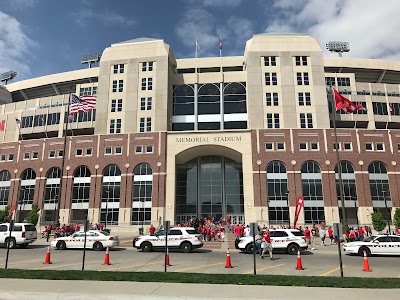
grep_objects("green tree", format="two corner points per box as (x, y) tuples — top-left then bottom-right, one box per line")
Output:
(371, 210), (386, 233)
(0, 206), (10, 223)
(25, 203), (40, 225)
(393, 208), (400, 229)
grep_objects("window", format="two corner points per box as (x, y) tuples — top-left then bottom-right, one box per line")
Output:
(139, 118), (145, 132)
(141, 78), (153, 90)
(100, 208), (119, 226)
(298, 92), (311, 106)
(295, 56), (308, 66)
(372, 91), (386, 96)
(23, 152), (30, 160)
(297, 72), (309, 85)
(304, 207), (325, 224)
(76, 149), (83, 156)
(135, 146), (143, 153)
(341, 143), (351, 151)
(376, 143), (384, 151)
(397, 143), (400, 151)
(265, 143), (273, 150)
(8, 154), (14, 161)
(357, 90), (371, 95)
(58, 150), (63, 157)
(111, 99), (123, 112)
(337, 77), (350, 86)
(299, 143), (307, 150)
(265, 72), (277, 85)
(146, 145), (153, 153)
(365, 143), (373, 151)
(138, 118), (150, 132)
(142, 62), (154, 72)
(86, 148), (92, 156)
(333, 143), (340, 150)
(112, 80), (123, 92)
(115, 147), (122, 155)
(355, 101), (368, 115)
(325, 77), (335, 86)
(110, 119), (122, 134)
(79, 87), (97, 96)
(277, 143), (285, 150)
(104, 147), (112, 155)
(310, 143), (319, 150)
(266, 93), (278, 106)
(146, 118), (152, 132)
(372, 102), (388, 115)
(0, 154), (5, 162)
(113, 64), (124, 74)
(266, 113), (280, 128)
(264, 56), (277, 66)
(140, 97), (152, 110)
(300, 113), (313, 128)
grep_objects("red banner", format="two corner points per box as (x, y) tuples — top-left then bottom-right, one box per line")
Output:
(293, 196), (304, 228)
(8, 204), (16, 220)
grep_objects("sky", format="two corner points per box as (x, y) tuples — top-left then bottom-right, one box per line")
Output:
(1, 0), (400, 82)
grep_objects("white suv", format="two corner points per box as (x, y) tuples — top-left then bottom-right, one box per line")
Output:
(133, 227), (204, 253)
(237, 229), (308, 255)
(0, 223), (37, 248)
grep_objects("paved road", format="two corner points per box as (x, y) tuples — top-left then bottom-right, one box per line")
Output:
(1, 237), (399, 278)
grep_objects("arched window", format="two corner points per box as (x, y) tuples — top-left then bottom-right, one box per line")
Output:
(132, 163), (153, 225)
(172, 84), (195, 131)
(266, 161), (288, 225)
(101, 164), (121, 225)
(335, 161), (357, 202)
(72, 166), (91, 204)
(44, 167), (61, 204)
(19, 168), (36, 206)
(0, 170), (11, 206)
(368, 161), (390, 202)
(301, 161), (324, 224)
(198, 83), (221, 130)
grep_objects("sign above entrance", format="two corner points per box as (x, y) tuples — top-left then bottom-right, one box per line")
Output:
(176, 136), (242, 143)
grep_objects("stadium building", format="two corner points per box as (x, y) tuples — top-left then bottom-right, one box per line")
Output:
(0, 32), (399, 232)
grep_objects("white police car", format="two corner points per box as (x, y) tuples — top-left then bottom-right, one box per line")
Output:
(51, 230), (119, 251)
(343, 235), (400, 256)
(133, 227), (204, 253)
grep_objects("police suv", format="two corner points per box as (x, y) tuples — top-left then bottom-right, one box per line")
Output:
(343, 235), (400, 256)
(236, 229), (308, 255)
(133, 227), (204, 253)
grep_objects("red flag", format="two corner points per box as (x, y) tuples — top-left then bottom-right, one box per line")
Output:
(293, 196), (304, 228)
(390, 105), (394, 115)
(8, 204), (16, 220)
(219, 37), (222, 50)
(333, 89), (365, 113)
(0, 120), (5, 131)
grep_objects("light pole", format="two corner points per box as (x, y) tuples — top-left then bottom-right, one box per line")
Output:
(352, 195), (359, 228)
(256, 160), (262, 222)
(382, 190), (391, 233)
(285, 191), (291, 227)
(105, 187), (110, 229)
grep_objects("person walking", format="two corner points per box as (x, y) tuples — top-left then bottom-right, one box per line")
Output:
(304, 227), (311, 247)
(319, 227), (326, 246)
(328, 227), (334, 245)
(261, 229), (273, 260)
(310, 225), (318, 250)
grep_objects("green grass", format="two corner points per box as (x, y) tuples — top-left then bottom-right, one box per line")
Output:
(0, 269), (399, 288)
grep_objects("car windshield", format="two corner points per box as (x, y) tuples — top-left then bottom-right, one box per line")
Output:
(291, 231), (304, 236)
(363, 236), (377, 242)
(156, 230), (165, 236)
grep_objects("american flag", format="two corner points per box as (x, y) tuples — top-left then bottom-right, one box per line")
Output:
(70, 94), (97, 114)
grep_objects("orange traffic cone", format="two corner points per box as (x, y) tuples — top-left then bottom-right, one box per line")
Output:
(164, 246), (171, 267)
(43, 245), (52, 264)
(362, 250), (372, 272)
(295, 249), (304, 270)
(102, 247), (111, 265)
(225, 248), (233, 268)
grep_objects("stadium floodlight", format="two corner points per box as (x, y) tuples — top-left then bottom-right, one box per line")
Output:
(326, 41), (350, 57)
(0, 70), (18, 84)
(81, 53), (102, 68)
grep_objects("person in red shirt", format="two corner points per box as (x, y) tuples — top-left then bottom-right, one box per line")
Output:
(304, 227), (311, 247)
(328, 227), (334, 245)
(234, 224), (242, 241)
(261, 229), (273, 260)
(149, 224), (155, 235)
(358, 227), (365, 241)
(220, 226), (225, 242)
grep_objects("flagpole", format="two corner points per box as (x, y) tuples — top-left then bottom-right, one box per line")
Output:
(194, 38), (199, 130)
(330, 85), (348, 233)
(54, 92), (72, 227)
(219, 36), (224, 130)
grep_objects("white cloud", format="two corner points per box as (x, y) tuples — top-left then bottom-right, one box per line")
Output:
(73, 9), (135, 27)
(264, 0), (400, 59)
(0, 11), (35, 78)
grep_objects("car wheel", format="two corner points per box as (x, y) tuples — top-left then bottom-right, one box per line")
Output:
(93, 242), (103, 251)
(56, 241), (66, 250)
(181, 242), (192, 253)
(141, 242), (152, 252)
(19, 243), (29, 248)
(358, 247), (371, 257)
(245, 243), (254, 254)
(5, 238), (16, 249)
(287, 243), (299, 255)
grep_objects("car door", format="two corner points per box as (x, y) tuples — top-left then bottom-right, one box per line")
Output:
(153, 230), (165, 247)
(389, 236), (400, 255)
(85, 231), (98, 248)
(71, 232), (85, 248)
(0, 224), (8, 244)
(374, 236), (391, 254)
(168, 229), (183, 247)
(271, 230), (289, 249)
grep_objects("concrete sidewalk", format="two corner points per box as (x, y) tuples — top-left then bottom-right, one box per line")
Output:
(0, 279), (398, 300)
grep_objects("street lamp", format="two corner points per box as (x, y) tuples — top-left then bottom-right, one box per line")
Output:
(352, 195), (359, 228)
(382, 190), (391, 233)
(285, 191), (291, 227)
(256, 160), (262, 221)
(105, 187), (110, 229)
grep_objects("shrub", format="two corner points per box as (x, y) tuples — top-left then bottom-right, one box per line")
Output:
(371, 210), (386, 233)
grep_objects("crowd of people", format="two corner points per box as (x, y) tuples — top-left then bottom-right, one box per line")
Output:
(41, 222), (104, 238)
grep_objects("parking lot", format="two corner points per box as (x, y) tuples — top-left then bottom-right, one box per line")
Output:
(1, 234), (399, 278)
